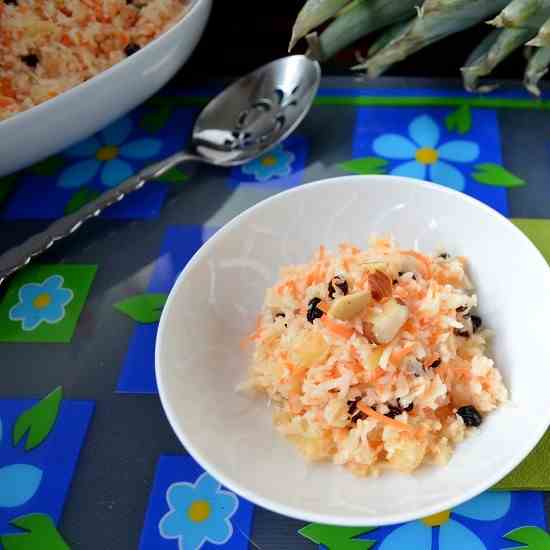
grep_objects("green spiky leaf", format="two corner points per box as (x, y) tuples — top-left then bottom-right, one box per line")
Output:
(140, 105), (172, 133)
(114, 293), (168, 323)
(472, 163), (526, 188)
(29, 155), (65, 177)
(0, 514), (69, 550)
(156, 167), (189, 183)
(298, 523), (376, 550)
(13, 387), (63, 451)
(339, 157), (388, 175)
(504, 526), (550, 549)
(445, 105), (472, 134)
(64, 187), (101, 214)
(0, 174), (18, 204)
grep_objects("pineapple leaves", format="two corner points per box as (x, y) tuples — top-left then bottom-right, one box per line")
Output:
(339, 157), (388, 175)
(503, 526), (550, 549)
(445, 105), (472, 134)
(0, 174), (18, 204)
(64, 187), (101, 214)
(29, 155), (65, 177)
(156, 167), (189, 183)
(140, 105), (172, 133)
(298, 523), (376, 550)
(13, 387), (63, 451)
(0, 514), (69, 550)
(472, 164), (526, 188)
(114, 293), (168, 323)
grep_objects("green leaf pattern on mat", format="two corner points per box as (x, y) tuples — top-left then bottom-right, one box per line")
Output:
(445, 105), (472, 134)
(156, 167), (189, 183)
(504, 526), (550, 550)
(472, 164), (526, 188)
(298, 524), (376, 550)
(0, 514), (69, 550)
(140, 105), (172, 134)
(339, 157), (388, 175)
(29, 156), (65, 177)
(512, 219), (550, 266)
(0, 174), (17, 204)
(13, 387), (63, 451)
(114, 293), (168, 323)
(64, 187), (101, 214)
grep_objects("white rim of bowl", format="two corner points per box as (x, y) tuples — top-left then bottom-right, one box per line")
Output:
(156, 175), (550, 526)
(0, 0), (207, 129)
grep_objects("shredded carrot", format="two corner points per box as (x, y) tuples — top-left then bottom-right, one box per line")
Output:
(371, 367), (386, 381)
(357, 403), (416, 433)
(240, 316), (262, 349)
(318, 301), (329, 314)
(318, 245), (326, 261)
(0, 97), (14, 108)
(403, 250), (432, 278)
(342, 257), (352, 272)
(390, 342), (415, 365)
(61, 33), (74, 46)
(320, 316), (355, 339)
(350, 345), (362, 364)
(306, 263), (322, 286)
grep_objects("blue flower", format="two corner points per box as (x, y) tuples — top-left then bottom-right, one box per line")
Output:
(378, 491), (511, 550)
(159, 472), (239, 550)
(9, 275), (73, 331)
(241, 144), (296, 181)
(373, 114), (480, 191)
(0, 418), (44, 508)
(57, 116), (162, 189)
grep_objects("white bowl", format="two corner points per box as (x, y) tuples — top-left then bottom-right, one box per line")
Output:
(156, 175), (550, 526)
(0, 0), (211, 177)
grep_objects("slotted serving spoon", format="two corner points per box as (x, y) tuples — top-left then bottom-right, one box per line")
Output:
(0, 55), (321, 284)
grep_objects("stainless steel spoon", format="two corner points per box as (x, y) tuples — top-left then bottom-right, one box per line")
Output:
(0, 55), (321, 284)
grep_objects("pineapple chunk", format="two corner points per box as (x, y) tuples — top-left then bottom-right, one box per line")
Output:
(365, 298), (409, 345)
(291, 330), (329, 369)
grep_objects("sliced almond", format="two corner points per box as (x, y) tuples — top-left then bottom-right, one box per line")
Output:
(364, 298), (409, 345)
(328, 290), (370, 321)
(368, 270), (393, 301)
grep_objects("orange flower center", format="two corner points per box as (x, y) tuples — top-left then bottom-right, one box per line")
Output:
(33, 293), (51, 310)
(415, 147), (438, 165)
(187, 500), (211, 523)
(261, 155), (278, 167)
(421, 510), (451, 527)
(96, 145), (119, 161)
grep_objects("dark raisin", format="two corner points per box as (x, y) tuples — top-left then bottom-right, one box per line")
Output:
(328, 275), (348, 299)
(456, 305), (467, 312)
(457, 405), (482, 427)
(412, 274), (417, 281)
(428, 359), (441, 369)
(348, 399), (367, 423)
(275, 313), (285, 319)
(124, 43), (141, 56)
(4, 0), (18, 5)
(471, 315), (482, 333)
(439, 253), (450, 259)
(454, 329), (470, 338)
(392, 279), (398, 285)
(397, 398), (414, 412)
(398, 272), (404, 277)
(306, 297), (323, 324)
(21, 54), (39, 68)
(385, 404), (402, 419)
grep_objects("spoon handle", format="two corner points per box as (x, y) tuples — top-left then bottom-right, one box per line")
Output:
(0, 151), (201, 284)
